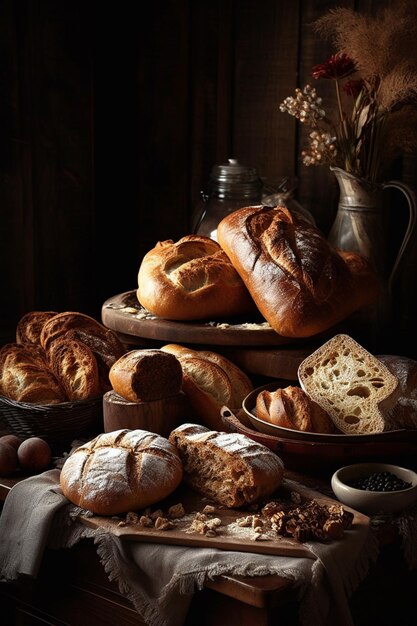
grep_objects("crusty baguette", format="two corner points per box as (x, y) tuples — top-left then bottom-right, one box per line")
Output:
(60, 429), (183, 515)
(161, 344), (253, 430)
(298, 334), (399, 434)
(0, 343), (65, 404)
(137, 235), (257, 321)
(256, 385), (335, 433)
(217, 205), (379, 338)
(169, 423), (284, 507)
(16, 311), (58, 346)
(47, 337), (101, 401)
(109, 349), (183, 402)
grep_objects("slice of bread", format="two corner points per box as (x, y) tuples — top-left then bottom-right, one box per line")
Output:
(297, 334), (399, 434)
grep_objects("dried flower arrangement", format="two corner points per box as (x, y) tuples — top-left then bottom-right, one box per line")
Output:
(280, 1), (417, 183)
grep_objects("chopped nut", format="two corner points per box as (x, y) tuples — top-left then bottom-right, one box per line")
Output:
(236, 516), (252, 527)
(168, 503), (185, 519)
(206, 517), (222, 529)
(205, 529), (217, 537)
(138, 515), (153, 528)
(125, 512), (139, 524)
(252, 516), (263, 529)
(254, 526), (263, 534)
(194, 512), (208, 521)
(155, 517), (174, 530)
(150, 509), (164, 521)
(202, 505), (216, 514)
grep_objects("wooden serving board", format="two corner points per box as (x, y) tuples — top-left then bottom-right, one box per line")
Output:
(101, 291), (301, 347)
(78, 478), (369, 560)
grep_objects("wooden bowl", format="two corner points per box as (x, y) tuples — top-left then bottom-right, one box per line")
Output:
(103, 390), (188, 438)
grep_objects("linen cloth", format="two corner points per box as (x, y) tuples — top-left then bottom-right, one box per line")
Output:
(0, 470), (380, 626)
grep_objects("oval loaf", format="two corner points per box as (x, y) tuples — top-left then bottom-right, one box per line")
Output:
(60, 429), (183, 515)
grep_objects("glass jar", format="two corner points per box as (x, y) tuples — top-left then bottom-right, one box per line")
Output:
(192, 159), (263, 240)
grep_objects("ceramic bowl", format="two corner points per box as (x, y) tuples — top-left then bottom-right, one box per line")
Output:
(331, 462), (417, 515)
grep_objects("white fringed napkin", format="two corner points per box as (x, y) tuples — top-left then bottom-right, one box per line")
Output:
(0, 470), (380, 626)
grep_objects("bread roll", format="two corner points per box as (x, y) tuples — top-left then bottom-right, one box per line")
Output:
(16, 311), (58, 346)
(109, 349), (183, 402)
(60, 429), (183, 515)
(0, 343), (65, 404)
(169, 423), (284, 508)
(161, 344), (253, 430)
(256, 386), (335, 434)
(137, 235), (257, 321)
(217, 205), (379, 338)
(298, 334), (399, 434)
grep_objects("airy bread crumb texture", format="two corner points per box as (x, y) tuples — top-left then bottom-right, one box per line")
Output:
(298, 334), (399, 435)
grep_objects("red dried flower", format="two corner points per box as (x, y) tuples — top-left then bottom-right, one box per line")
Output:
(343, 78), (365, 98)
(312, 54), (356, 80)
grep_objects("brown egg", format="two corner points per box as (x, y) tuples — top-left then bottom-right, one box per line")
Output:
(0, 442), (18, 476)
(0, 434), (24, 451)
(17, 437), (52, 473)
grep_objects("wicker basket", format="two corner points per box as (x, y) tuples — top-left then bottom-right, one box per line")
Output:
(0, 395), (103, 453)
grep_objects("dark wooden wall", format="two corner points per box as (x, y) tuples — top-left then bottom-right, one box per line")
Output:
(1, 0), (416, 355)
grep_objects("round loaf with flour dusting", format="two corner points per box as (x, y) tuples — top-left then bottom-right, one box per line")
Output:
(60, 429), (183, 515)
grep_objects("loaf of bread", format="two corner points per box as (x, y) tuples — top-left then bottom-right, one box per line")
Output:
(217, 205), (379, 338)
(256, 385), (335, 434)
(47, 337), (101, 401)
(169, 423), (284, 507)
(298, 334), (399, 434)
(109, 349), (183, 402)
(137, 235), (257, 321)
(1, 310), (126, 404)
(161, 344), (253, 430)
(60, 429), (183, 515)
(16, 311), (58, 346)
(0, 343), (66, 404)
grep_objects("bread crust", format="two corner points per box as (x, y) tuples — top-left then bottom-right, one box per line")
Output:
(137, 235), (257, 321)
(16, 311), (58, 346)
(109, 349), (183, 402)
(217, 205), (379, 338)
(169, 423), (284, 508)
(47, 337), (101, 401)
(0, 343), (65, 404)
(60, 429), (183, 515)
(161, 344), (253, 430)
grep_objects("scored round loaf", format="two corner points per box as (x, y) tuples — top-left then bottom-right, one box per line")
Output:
(169, 423), (284, 508)
(137, 235), (257, 321)
(59, 429), (183, 515)
(109, 349), (183, 402)
(217, 205), (379, 338)
(256, 386), (335, 434)
(161, 344), (253, 430)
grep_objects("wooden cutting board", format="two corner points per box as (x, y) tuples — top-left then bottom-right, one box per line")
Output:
(78, 478), (369, 559)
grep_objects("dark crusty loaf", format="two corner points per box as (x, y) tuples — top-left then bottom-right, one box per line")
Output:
(256, 385), (335, 434)
(109, 349), (183, 402)
(16, 311), (58, 346)
(0, 343), (66, 404)
(217, 205), (379, 338)
(137, 235), (257, 321)
(298, 334), (399, 434)
(161, 344), (253, 430)
(169, 423), (284, 507)
(60, 429), (183, 515)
